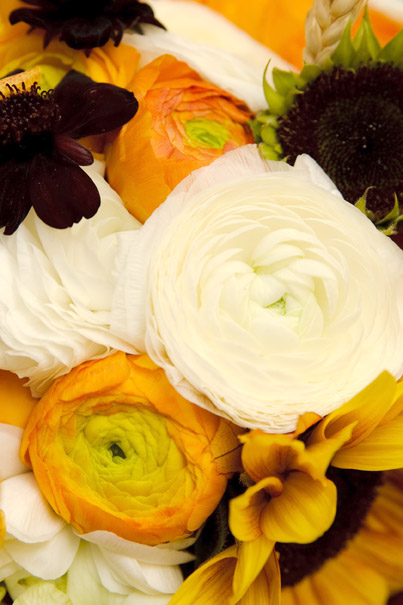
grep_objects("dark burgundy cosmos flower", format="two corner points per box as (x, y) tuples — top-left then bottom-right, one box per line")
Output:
(9, 0), (165, 52)
(0, 69), (138, 234)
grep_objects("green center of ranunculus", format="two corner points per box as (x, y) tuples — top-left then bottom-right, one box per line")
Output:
(59, 405), (188, 513)
(185, 118), (231, 149)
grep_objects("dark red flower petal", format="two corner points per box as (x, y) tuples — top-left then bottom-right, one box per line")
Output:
(53, 71), (138, 138)
(30, 152), (100, 229)
(54, 135), (94, 165)
(60, 16), (113, 50)
(9, 8), (49, 28)
(0, 160), (32, 235)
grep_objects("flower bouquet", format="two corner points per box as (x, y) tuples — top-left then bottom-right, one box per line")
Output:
(0, 0), (403, 603)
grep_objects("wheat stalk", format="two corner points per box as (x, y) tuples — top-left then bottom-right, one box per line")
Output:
(303, 0), (365, 65)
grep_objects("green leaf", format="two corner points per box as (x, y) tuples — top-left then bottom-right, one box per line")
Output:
(331, 21), (355, 68)
(351, 9), (381, 68)
(377, 195), (401, 225)
(260, 142), (281, 161)
(260, 124), (279, 146)
(297, 64), (322, 88)
(272, 68), (300, 96)
(378, 30), (403, 66)
(263, 63), (288, 114)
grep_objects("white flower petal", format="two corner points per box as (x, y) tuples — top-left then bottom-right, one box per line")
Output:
(92, 545), (183, 595)
(5, 525), (79, 580)
(0, 549), (20, 582)
(79, 530), (195, 565)
(0, 164), (141, 397)
(112, 145), (403, 433)
(0, 424), (28, 480)
(1, 473), (65, 543)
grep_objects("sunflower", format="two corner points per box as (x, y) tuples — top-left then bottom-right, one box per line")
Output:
(170, 371), (403, 604)
(253, 11), (403, 236)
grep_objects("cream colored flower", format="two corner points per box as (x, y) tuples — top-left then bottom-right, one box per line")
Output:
(112, 145), (403, 432)
(0, 162), (140, 396)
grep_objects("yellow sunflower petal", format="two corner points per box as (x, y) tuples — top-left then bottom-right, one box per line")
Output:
(240, 430), (305, 481)
(331, 415), (403, 470)
(312, 551), (389, 605)
(260, 472), (337, 543)
(231, 534), (275, 603)
(168, 546), (237, 605)
(309, 372), (400, 450)
(229, 476), (283, 542)
(237, 547), (281, 605)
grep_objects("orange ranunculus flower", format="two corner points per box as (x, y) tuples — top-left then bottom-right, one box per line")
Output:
(187, 0), (402, 69)
(20, 351), (242, 546)
(106, 53), (254, 223)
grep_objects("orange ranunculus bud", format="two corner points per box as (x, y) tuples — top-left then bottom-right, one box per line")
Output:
(20, 352), (242, 546)
(106, 54), (254, 223)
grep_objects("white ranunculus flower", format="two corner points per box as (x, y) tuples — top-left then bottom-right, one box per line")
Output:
(0, 424), (192, 604)
(111, 145), (403, 433)
(0, 162), (140, 397)
(123, 2), (292, 112)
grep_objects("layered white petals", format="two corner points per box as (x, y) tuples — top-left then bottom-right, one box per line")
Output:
(123, 6), (292, 113)
(91, 545), (183, 595)
(112, 145), (403, 433)
(1, 473), (65, 543)
(81, 531), (195, 565)
(0, 424), (28, 480)
(0, 163), (140, 396)
(4, 526), (79, 580)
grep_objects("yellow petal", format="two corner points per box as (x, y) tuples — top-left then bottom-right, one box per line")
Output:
(309, 372), (399, 451)
(237, 548), (281, 605)
(231, 535), (275, 603)
(168, 546), (237, 605)
(240, 430), (305, 481)
(229, 476), (283, 541)
(332, 415), (403, 470)
(260, 472), (337, 543)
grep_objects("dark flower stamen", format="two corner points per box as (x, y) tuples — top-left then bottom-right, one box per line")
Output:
(9, 0), (166, 53)
(0, 69), (138, 234)
(277, 64), (403, 221)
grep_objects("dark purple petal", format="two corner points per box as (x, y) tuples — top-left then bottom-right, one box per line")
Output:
(9, 8), (50, 27)
(30, 152), (100, 229)
(54, 71), (138, 138)
(60, 16), (112, 50)
(54, 135), (94, 165)
(0, 161), (32, 235)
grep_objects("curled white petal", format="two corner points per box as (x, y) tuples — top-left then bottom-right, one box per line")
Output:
(1, 473), (65, 543)
(4, 525), (79, 580)
(112, 145), (403, 433)
(0, 424), (28, 480)
(123, 3), (292, 113)
(0, 164), (141, 396)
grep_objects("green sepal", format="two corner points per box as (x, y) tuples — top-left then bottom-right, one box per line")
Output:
(331, 21), (355, 67)
(350, 9), (381, 68)
(260, 142), (282, 160)
(272, 68), (300, 97)
(355, 192), (403, 236)
(355, 191), (375, 221)
(261, 123), (279, 146)
(379, 30), (403, 67)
